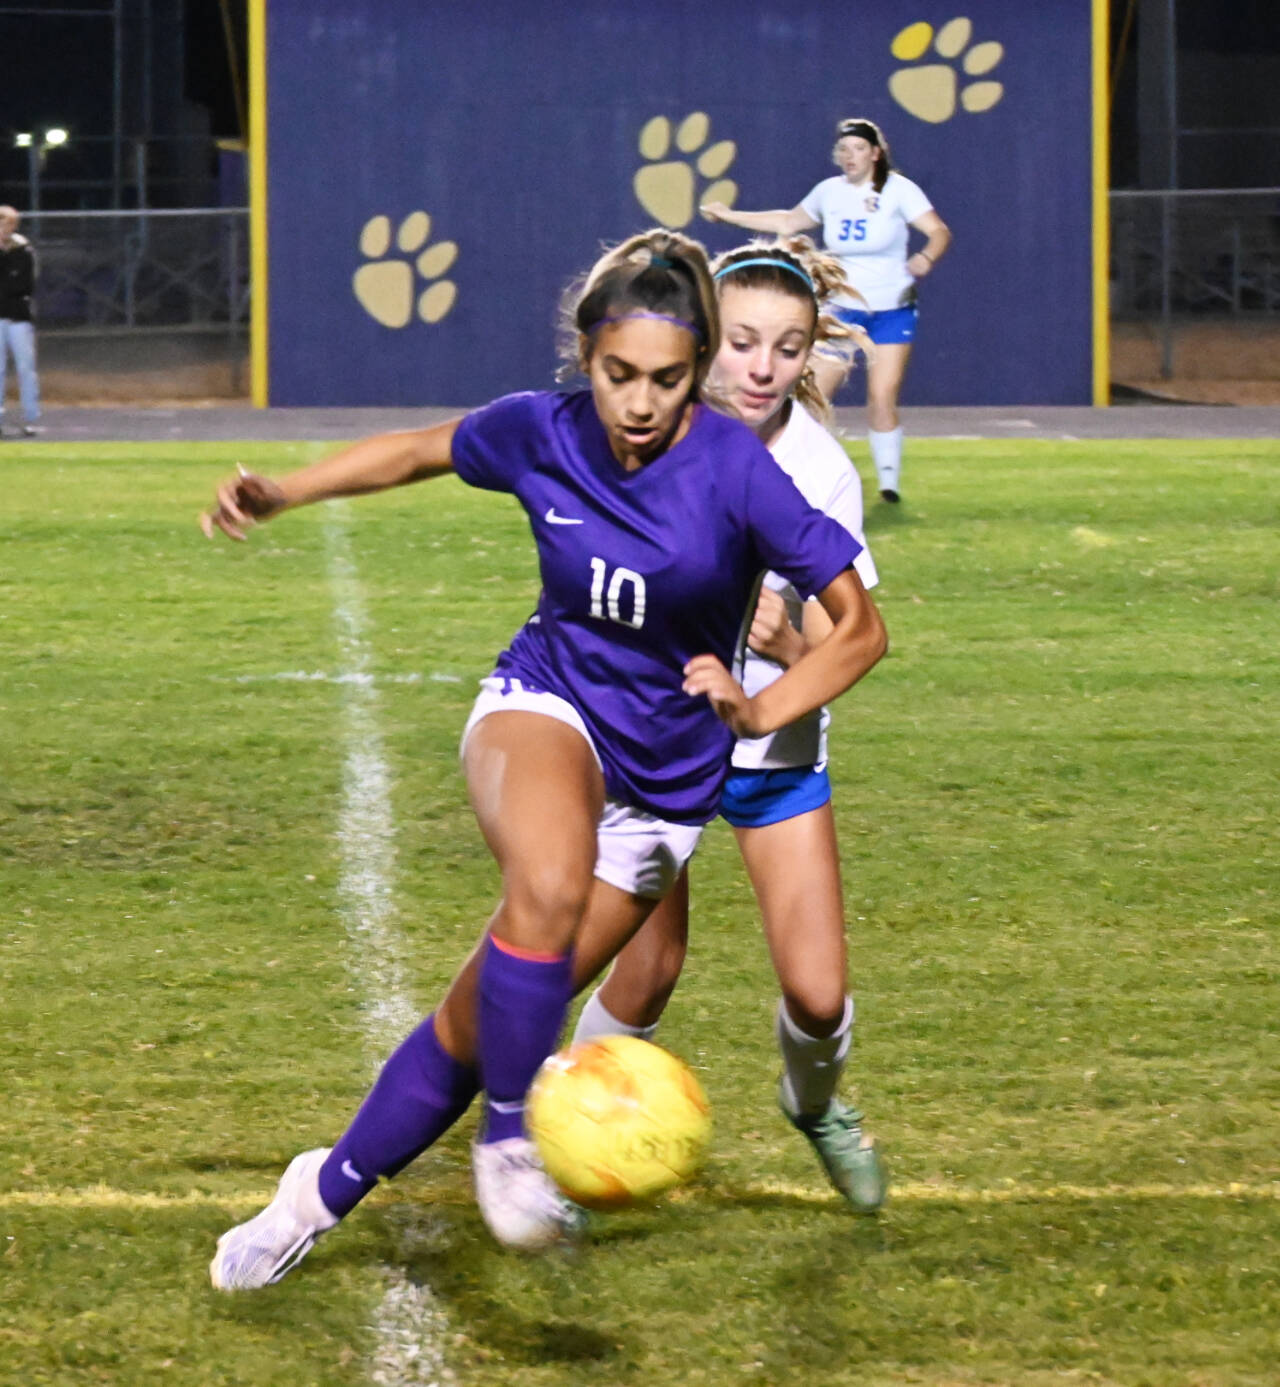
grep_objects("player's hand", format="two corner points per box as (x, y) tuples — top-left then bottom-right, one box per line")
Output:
(747, 587), (804, 667)
(201, 465), (287, 541)
(682, 654), (758, 737)
(700, 201), (731, 223)
(907, 251), (933, 278)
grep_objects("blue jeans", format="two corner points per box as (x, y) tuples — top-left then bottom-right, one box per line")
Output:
(0, 319), (41, 425)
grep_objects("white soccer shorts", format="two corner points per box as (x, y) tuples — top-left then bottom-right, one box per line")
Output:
(461, 676), (702, 900)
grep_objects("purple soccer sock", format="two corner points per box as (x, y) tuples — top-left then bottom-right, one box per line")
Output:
(317, 1013), (479, 1219)
(477, 935), (573, 1145)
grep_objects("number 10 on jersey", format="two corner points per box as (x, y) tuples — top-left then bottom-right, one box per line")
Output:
(589, 556), (647, 630)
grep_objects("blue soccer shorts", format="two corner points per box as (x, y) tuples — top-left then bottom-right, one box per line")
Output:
(829, 303), (918, 345)
(719, 765), (832, 829)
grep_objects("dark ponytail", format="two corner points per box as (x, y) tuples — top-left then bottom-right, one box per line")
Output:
(559, 229), (720, 393)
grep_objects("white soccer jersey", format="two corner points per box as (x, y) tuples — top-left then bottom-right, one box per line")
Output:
(732, 404), (878, 772)
(800, 171), (934, 313)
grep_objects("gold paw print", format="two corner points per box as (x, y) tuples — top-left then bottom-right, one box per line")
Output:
(888, 18), (1004, 124)
(352, 212), (458, 328)
(633, 114), (737, 229)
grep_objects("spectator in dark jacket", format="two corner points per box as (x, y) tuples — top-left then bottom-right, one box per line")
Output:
(0, 205), (41, 437)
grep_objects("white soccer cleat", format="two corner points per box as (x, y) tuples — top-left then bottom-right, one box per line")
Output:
(472, 1137), (587, 1250)
(210, 1147), (339, 1291)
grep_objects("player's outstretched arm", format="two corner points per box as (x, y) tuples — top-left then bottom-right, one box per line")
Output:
(201, 417), (463, 541)
(700, 202), (819, 237)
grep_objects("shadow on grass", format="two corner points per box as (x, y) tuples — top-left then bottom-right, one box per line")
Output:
(863, 496), (923, 535)
(362, 1206), (629, 1368)
(486, 1316), (618, 1365)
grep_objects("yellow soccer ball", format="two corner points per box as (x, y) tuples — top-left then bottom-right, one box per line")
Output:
(527, 1035), (712, 1209)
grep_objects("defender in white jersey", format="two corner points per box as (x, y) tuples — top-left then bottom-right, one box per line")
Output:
(732, 400), (878, 772)
(704, 116), (951, 504)
(573, 239), (890, 1213)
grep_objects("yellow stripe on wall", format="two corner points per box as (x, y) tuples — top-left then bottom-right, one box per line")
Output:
(1092, 0), (1111, 405)
(249, 0), (269, 408)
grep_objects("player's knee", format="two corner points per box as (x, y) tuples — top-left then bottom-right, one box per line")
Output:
(504, 860), (593, 939)
(635, 935), (687, 1004)
(867, 396), (897, 429)
(781, 986), (846, 1039)
(608, 966), (681, 1029)
(603, 930), (686, 1026)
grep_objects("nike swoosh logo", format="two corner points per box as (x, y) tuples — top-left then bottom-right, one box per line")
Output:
(489, 1099), (525, 1114)
(545, 507), (583, 525)
(341, 1159), (363, 1182)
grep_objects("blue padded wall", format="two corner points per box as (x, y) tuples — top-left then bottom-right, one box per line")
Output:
(265, 2), (1095, 406)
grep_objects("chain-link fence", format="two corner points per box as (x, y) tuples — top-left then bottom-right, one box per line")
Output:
(21, 209), (249, 402)
(1111, 188), (1280, 317)
(1111, 188), (1280, 384)
(26, 208), (248, 330)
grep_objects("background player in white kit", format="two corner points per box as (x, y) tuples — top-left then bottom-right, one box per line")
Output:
(573, 238), (888, 1211)
(200, 229), (887, 1288)
(704, 116), (950, 504)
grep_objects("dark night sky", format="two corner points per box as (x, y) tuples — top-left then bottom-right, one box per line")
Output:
(0, 0), (245, 207)
(0, 0), (245, 141)
(185, 0), (247, 137)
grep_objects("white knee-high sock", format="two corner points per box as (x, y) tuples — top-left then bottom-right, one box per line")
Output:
(776, 996), (853, 1118)
(572, 987), (660, 1046)
(868, 427), (903, 495)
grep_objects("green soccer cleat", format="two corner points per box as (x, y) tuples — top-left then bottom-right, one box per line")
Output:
(782, 1095), (888, 1214)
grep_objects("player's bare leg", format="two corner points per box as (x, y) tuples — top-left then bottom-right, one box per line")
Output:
(866, 343), (912, 502)
(214, 711), (604, 1282)
(574, 871), (689, 1039)
(737, 806), (846, 1035)
(460, 711), (602, 1247)
(735, 806), (887, 1212)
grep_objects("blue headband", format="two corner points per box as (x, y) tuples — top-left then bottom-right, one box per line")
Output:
(713, 256), (814, 292)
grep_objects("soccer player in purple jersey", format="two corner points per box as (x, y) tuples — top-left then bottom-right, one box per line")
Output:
(201, 229), (886, 1288)
(573, 237), (888, 1212)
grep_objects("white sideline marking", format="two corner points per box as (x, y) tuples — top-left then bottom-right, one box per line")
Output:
(4, 1179), (1275, 1213)
(324, 507), (456, 1387)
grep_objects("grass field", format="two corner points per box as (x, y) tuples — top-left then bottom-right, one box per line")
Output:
(1, 434), (1277, 1387)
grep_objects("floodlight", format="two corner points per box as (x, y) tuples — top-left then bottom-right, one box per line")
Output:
(44, 128), (69, 148)
(15, 133), (33, 149)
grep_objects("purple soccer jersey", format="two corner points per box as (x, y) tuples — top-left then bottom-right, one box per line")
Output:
(451, 390), (861, 823)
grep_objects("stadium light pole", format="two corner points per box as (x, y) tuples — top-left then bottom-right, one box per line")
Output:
(14, 133), (40, 215)
(15, 129), (71, 223)
(3, 4), (120, 208)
